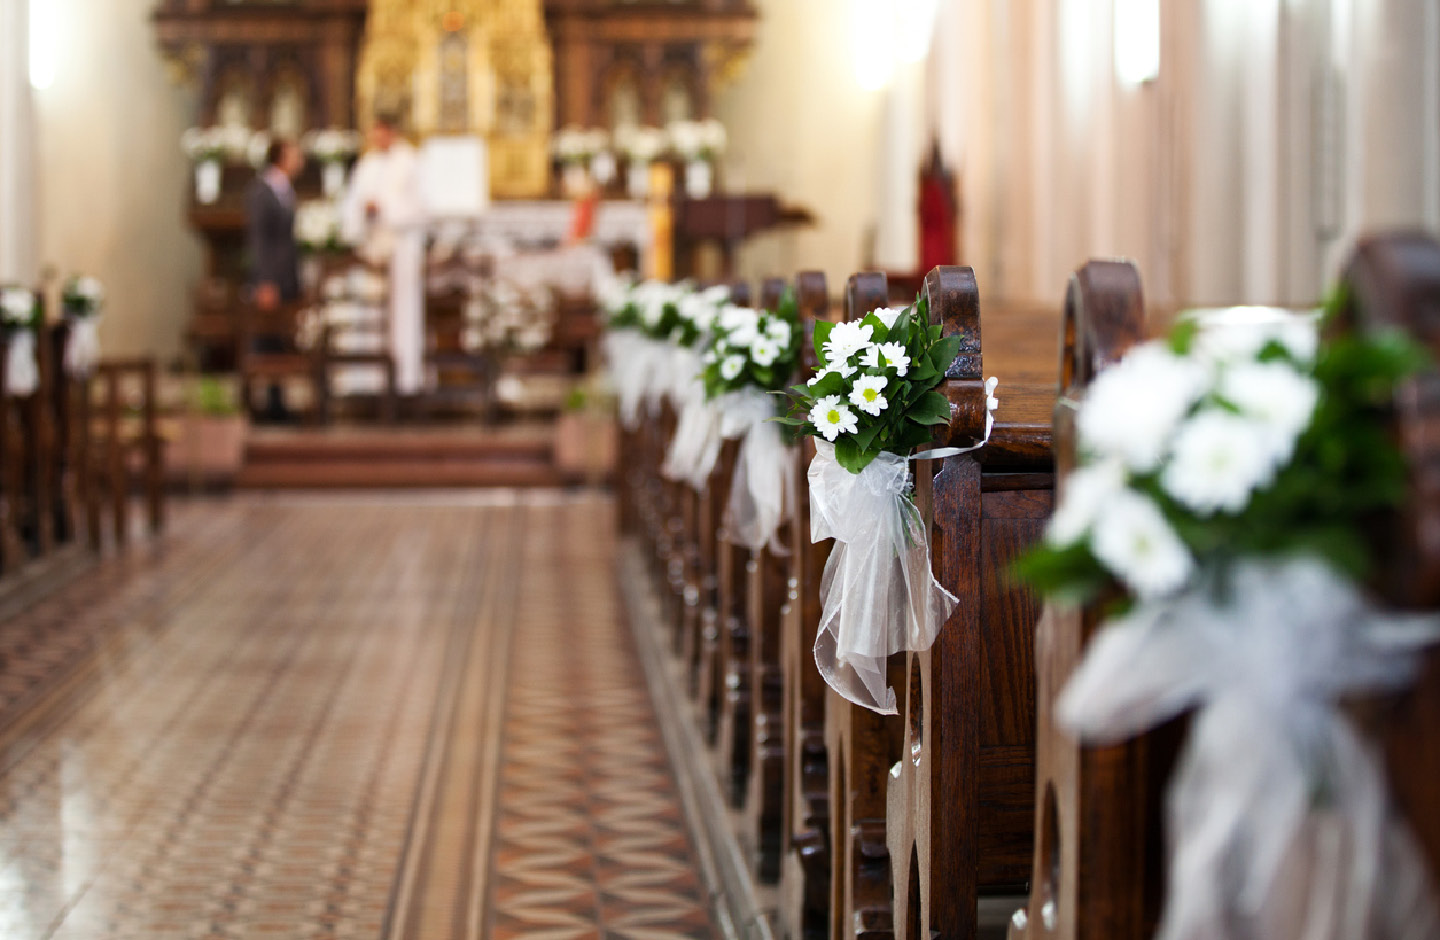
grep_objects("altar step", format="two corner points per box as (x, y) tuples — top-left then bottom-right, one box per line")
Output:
(236, 425), (572, 490)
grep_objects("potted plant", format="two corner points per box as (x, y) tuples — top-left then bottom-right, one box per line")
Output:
(555, 381), (616, 483)
(167, 374), (248, 487)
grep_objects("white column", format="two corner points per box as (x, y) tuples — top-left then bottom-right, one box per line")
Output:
(0, 0), (37, 282)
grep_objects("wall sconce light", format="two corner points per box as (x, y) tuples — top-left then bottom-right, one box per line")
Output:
(29, 0), (58, 91)
(1113, 0), (1161, 87)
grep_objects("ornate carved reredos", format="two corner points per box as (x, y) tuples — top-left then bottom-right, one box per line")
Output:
(355, 0), (554, 199)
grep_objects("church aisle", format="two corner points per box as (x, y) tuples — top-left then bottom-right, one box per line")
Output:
(0, 492), (715, 940)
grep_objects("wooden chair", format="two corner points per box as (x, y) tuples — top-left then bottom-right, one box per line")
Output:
(424, 258), (495, 420)
(779, 271), (839, 940)
(315, 262), (398, 424)
(84, 359), (165, 552)
(886, 268), (1057, 940)
(239, 300), (326, 425)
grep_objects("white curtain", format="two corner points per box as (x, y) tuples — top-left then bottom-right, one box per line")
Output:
(0, 0), (36, 282)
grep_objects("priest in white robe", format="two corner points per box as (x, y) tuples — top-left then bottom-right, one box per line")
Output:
(342, 115), (428, 397)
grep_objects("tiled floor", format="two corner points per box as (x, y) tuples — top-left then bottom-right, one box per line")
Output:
(0, 493), (716, 940)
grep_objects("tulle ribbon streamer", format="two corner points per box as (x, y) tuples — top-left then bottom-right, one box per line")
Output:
(6, 330), (38, 396)
(809, 441), (956, 713)
(65, 317), (101, 377)
(719, 389), (794, 553)
(1057, 558), (1440, 940)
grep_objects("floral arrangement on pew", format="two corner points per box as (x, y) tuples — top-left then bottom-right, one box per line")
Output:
(781, 301), (1000, 714)
(1017, 303), (1440, 940)
(60, 275), (104, 377)
(684, 297), (804, 550)
(1, 285), (41, 396)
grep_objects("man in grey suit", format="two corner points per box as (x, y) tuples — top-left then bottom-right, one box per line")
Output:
(245, 139), (305, 420)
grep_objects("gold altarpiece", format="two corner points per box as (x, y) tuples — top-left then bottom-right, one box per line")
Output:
(357, 0), (554, 199)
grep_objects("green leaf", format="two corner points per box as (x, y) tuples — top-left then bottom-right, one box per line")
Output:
(834, 436), (878, 473)
(928, 336), (962, 373)
(909, 391), (953, 426)
(772, 416), (807, 426)
(813, 320), (834, 361)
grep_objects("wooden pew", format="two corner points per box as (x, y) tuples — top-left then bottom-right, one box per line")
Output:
(887, 268), (1058, 940)
(779, 270), (838, 940)
(714, 276), (789, 811)
(1331, 231), (1440, 900)
(741, 276), (799, 875)
(824, 271), (909, 939)
(1007, 260), (1153, 940)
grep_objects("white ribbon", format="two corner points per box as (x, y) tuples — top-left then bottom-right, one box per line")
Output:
(808, 441), (959, 714)
(663, 361), (725, 490)
(65, 317), (101, 377)
(604, 332), (668, 430)
(719, 389), (794, 553)
(1058, 558), (1440, 940)
(6, 330), (38, 396)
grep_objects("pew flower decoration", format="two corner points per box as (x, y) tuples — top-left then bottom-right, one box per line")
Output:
(1, 286), (40, 396)
(657, 284), (740, 488)
(782, 301), (1000, 714)
(61, 275), (104, 377)
(688, 293), (804, 551)
(1017, 303), (1440, 940)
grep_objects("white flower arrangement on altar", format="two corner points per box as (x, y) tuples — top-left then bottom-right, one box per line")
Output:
(1017, 301), (1440, 940)
(181, 126), (256, 164)
(552, 126), (608, 166)
(780, 299), (1000, 714)
(304, 129), (361, 164)
(614, 126), (668, 164)
(295, 201), (348, 255)
(667, 119), (727, 161)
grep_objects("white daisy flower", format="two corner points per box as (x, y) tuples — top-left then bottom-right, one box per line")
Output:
(1161, 410), (1278, 516)
(1077, 342), (1209, 472)
(1190, 307), (1320, 364)
(871, 307), (904, 329)
(1046, 458), (1126, 547)
(861, 341), (911, 377)
(1218, 360), (1318, 466)
(1089, 489), (1193, 599)
(849, 375), (889, 416)
(720, 355), (745, 381)
(806, 361), (857, 387)
(810, 395), (859, 442)
(766, 317), (793, 349)
(823, 321), (874, 364)
(751, 336), (782, 367)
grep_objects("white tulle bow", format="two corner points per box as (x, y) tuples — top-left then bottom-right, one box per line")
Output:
(65, 317), (101, 377)
(6, 330), (38, 396)
(1058, 558), (1440, 940)
(605, 332), (670, 430)
(719, 389), (794, 553)
(663, 355), (724, 490)
(808, 442), (958, 714)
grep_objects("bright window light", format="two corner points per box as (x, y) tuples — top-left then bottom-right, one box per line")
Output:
(853, 0), (896, 91)
(1114, 0), (1161, 87)
(896, 0), (941, 64)
(29, 0), (58, 91)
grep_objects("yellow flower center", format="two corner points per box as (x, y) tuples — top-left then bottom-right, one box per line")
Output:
(863, 388), (878, 402)
(826, 409), (840, 424)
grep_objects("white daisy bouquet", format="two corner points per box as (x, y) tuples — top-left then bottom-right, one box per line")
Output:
(1017, 304), (1422, 603)
(1018, 299), (1440, 940)
(1, 285), (38, 332)
(62, 275), (104, 318)
(702, 292), (800, 398)
(688, 292), (803, 550)
(780, 299), (964, 473)
(780, 297), (999, 714)
(1, 286), (40, 395)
